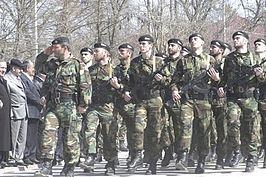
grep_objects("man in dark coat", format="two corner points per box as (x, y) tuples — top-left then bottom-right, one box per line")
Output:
(0, 61), (11, 168)
(21, 60), (44, 165)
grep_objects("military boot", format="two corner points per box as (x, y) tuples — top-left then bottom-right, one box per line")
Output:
(161, 146), (173, 167)
(229, 150), (242, 167)
(60, 164), (74, 177)
(95, 149), (103, 163)
(263, 153), (266, 168)
(105, 161), (115, 176)
(245, 156), (255, 172)
(175, 151), (188, 171)
(187, 152), (195, 167)
(195, 156), (206, 174)
(79, 154), (96, 173)
(145, 156), (159, 175)
(128, 151), (143, 173)
(34, 160), (53, 177)
(215, 156), (225, 170)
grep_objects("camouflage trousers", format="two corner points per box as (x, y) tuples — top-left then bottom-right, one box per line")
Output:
(134, 97), (163, 161)
(114, 103), (135, 152)
(227, 98), (258, 158)
(212, 99), (227, 160)
(40, 101), (82, 165)
(84, 103), (117, 162)
(259, 99), (266, 149)
(177, 99), (212, 157)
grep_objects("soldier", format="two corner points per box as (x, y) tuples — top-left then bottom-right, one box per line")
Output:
(171, 33), (219, 173)
(109, 43), (135, 167)
(253, 38), (266, 168)
(125, 34), (171, 174)
(223, 42), (232, 57)
(218, 31), (260, 172)
(209, 40), (228, 169)
(34, 37), (91, 177)
(80, 43), (117, 175)
(160, 38), (184, 168)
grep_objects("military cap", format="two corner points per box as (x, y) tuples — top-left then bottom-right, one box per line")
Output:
(189, 33), (204, 42)
(254, 38), (266, 45)
(232, 31), (249, 40)
(138, 34), (154, 43)
(51, 37), (70, 45)
(210, 40), (226, 49)
(10, 59), (25, 68)
(94, 43), (111, 52)
(223, 42), (232, 51)
(168, 38), (183, 47)
(182, 46), (191, 53)
(118, 43), (134, 51)
(155, 52), (168, 59)
(80, 47), (93, 54)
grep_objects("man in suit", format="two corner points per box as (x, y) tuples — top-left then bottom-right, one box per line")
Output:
(21, 60), (44, 165)
(4, 59), (28, 166)
(0, 61), (11, 169)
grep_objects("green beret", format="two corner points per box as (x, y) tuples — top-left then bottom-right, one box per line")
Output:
(94, 43), (111, 52)
(189, 33), (204, 42)
(138, 34), (154, 43)
(118, 43), (134, 51)
(223, 42), (232, 51)
(254, 38), (266, 45)
(210, 40), (226, 49)
(52, 37), (70, 45)
(80, 47), (93, 54)
(168, 38), (183, 47)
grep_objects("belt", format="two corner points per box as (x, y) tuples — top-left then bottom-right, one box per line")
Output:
(54, 92), (76, 104)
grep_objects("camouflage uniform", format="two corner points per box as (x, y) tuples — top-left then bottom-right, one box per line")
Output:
(221, 50), (258, 170)
(127, 54), (171, 171)
(35, 52), (91, 168)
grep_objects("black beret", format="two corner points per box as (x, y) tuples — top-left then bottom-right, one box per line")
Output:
(189, 33), (204, 42)
(223, 42), (232, 51)
(254, 38), (266, 45)
(10, 59), (25, 68)
(52, 37), (70, 45)
(155, 52), (168, 59)
(138, 34), (154, 43)
(210, 40), (226, 49)
(80, 47), (93, 54)
(232, 31), (249, 40)
(182, 46), (191, 53)
(94, 43), (111, 52)
(118, 43), (134, 51)
(168, 38), (183, 47)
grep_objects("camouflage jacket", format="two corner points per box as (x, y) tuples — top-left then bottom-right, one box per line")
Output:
(256, 56), (266, 99)
(220, 50), (258, 96)
(89, 62), (116, 106)
(35, 52), (91, 107)
(127, 55), (171, 102)
(171, 52), (214, 98)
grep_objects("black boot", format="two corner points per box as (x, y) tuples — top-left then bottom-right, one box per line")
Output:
(128, 151), (143, 173)
(60, 164), (74, 177)
(161, 147), (173, 167)
(95, 149), (103, 163)
(105, 161), (115, 176)
(195, 156), (206, 174)
(229, 150), (242, 167)
(263, 153), (266, 168)
(79, 154), (95, 173)
(245, 157), (255, 172)
(215, 157), (225, 170)
(187, 152), (195, 167)
(145, 156), (159, 175)
(34, 160), (53, 177)
(175, 151), (187, 170)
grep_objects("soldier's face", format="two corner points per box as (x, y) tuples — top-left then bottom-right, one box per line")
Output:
(0, 62), (7, 76)
(119, 48), (131, 59)
(190, 37), (204, 49)
(168, 43), (180, 55)
(210, 45), (222, 56)
(53, 44), (66, 58)
(81, 52), (93, 64)
(94, 48), (107, 61)
(233, 35), (248, 48)
(12, 66), (22, 76)
(254, 42), (266, 54)
(139, 41), (152, 53)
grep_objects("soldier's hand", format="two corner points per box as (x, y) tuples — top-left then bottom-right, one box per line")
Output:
(254, 67), (264, 77)
(218, 87), (225, 97)
(172, 90), (181, 102)
(110, 77), (120, 89)
(77, 106), (86, 114)
(43, 46), (53, 56)
(208, 68), (220, 81)
(123, 91), (132, 102)
(154, 73), (163, 81)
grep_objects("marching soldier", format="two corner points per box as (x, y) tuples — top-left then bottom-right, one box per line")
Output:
(34, 37), (91, 177)
(218, 31), (260, 172)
